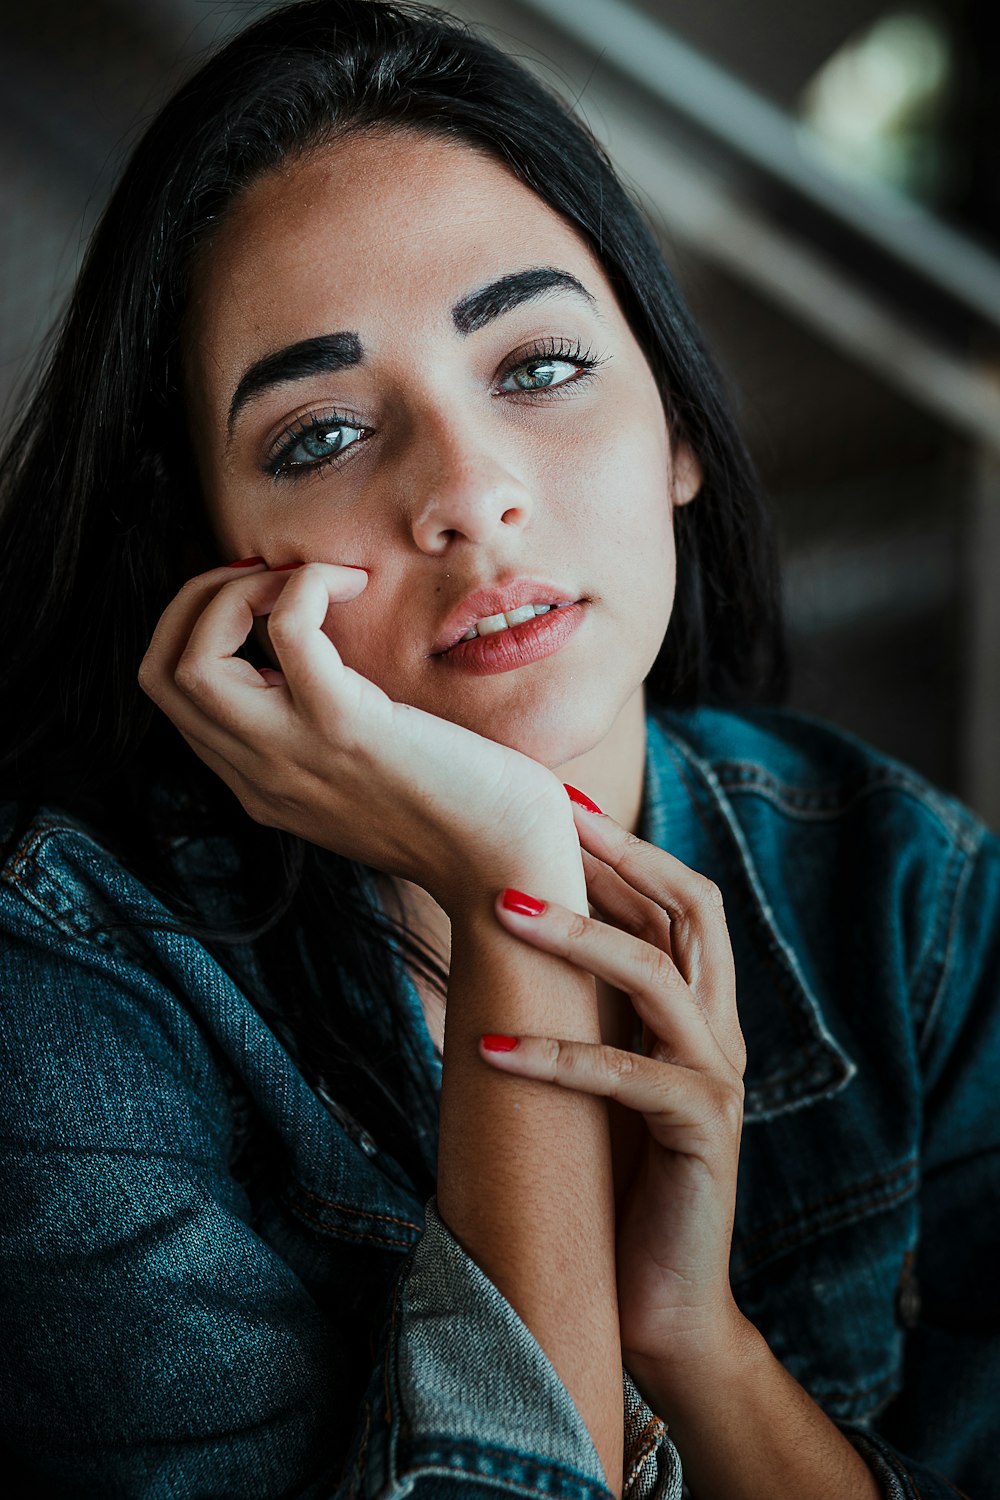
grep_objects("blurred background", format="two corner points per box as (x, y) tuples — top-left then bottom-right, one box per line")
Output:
(3, 0), (999, 825)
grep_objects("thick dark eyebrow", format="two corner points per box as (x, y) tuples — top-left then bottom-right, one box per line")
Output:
(451, 267), (596, 336)
(227, 331), (363, 440)
(226, 267), (596, 442)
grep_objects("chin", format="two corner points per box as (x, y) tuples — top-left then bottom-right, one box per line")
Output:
(450, 692), (624, 770)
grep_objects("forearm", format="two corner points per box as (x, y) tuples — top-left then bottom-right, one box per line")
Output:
(634, 1317), (881, 1500)
(437, 837), (623, 1495)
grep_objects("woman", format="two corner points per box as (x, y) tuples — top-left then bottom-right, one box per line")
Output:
(0, 2), (995, 1496)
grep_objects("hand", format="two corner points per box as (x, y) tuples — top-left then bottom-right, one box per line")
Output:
(137, 560), (578, 915)
(478, 794), (748, 1389)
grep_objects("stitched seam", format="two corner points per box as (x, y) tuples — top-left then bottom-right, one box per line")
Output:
(5, 860), (87, 940)
(402, 1441), (607, 1497)
(283, 1197), (417, 1249)
(733, 1174), (917, 1276)
(664, 741), (826, 1053)
(916, 837), (979, 1053)
(907, 839), (965, 1023)
(735, 1156), (917, 1253)
(292, 1183), (422, 1232)
(716, 764), (977, 847)
(624, 1414), (668, 1483)
(4, 828), (171, 952)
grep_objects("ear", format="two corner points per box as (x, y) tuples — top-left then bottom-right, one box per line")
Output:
(671, 439), (702, 508)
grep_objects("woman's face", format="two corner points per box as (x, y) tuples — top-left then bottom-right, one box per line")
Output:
(183, 129), (700, 767)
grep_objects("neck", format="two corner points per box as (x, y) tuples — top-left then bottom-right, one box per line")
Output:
(555, 684), (647, 835)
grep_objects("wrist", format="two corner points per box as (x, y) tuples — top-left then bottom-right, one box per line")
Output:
(627, 1304), (764, 1421)
(438, 790), (587, 922)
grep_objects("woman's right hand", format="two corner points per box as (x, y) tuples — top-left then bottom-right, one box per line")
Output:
(137, 559), (580, 916)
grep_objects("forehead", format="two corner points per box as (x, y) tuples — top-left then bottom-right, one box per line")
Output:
(184, 130), (610, 378)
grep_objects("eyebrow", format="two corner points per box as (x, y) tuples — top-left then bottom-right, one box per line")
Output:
(227, 331), (363, 441)
(226, 266), (597, 439)
(450, 266), (596, 336)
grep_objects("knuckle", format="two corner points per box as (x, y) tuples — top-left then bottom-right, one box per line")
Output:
(550, 1037), (574, 1072)
(606, 1047), (637, 1083)
(172, 652), (210, 698)
(239, 789), (273, 827)
(565, 910), (590, 942)
(644, 945), (677, 993)
(136, 654), (157, 697)
(697, 875), (725, 912)
(707, 1073), (745, 1130)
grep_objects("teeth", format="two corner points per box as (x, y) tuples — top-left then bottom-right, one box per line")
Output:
(476, 611), (510, 637)
(458, 602), (561, 643)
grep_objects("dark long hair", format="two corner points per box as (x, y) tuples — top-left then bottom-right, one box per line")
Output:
(0, 0), (787, 1190)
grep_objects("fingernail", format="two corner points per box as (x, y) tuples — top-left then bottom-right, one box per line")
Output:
(500, 888), (546, 916)
(272, 562), (302, 571)
(564, 783), (603, 814)
(226, 555), (266, 568)
(482, 1034), (519, 1052)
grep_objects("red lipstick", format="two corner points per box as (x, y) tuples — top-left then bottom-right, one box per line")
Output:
(434, 599), (587, 676)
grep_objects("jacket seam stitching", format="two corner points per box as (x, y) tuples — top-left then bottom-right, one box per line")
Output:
(732, 1158), (917, 1273)
(914, 837), (980, 1054)
(715, 763), (978, 847)
(291, 1183), (422, 1232)
(284, 1196), (419, 1248)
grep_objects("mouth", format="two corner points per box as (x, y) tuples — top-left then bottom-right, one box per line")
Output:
(432, 579), (584, 655)
(434, 597), (589, 675)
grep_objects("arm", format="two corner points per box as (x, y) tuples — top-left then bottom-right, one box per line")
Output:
(0, 890), (633, 1500)
(479, 801), (884, 1500)
(436, 822), (623, 1493)
(134, 558), (669, 1493)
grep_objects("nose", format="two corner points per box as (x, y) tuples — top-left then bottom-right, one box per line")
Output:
(406, 415), (533, 554)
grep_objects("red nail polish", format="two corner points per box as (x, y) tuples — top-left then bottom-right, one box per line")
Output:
(564, 784), (603, 814)
(226, 556), (265, 568)
(272, 562), (301, 571)
(482, 1034), (519, 1052)
(501, 888), (546, 916)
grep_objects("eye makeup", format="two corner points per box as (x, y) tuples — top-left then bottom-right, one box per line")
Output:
(261, 335), (609, 481)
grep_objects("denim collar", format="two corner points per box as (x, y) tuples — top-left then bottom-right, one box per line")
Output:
(641, 712), (856, 1122)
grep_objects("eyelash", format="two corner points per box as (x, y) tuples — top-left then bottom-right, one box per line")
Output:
(263, 336), (607, 481)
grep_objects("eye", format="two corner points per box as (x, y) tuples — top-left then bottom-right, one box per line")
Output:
(497, 337), (606, 397)
(265, 414), (367, 479)
(502, 357), (580, 392)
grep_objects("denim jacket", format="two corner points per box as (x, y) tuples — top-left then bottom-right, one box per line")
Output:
(0, 703), (997, 1498)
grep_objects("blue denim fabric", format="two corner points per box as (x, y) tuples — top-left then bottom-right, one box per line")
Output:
(0, 702), (996, 1497)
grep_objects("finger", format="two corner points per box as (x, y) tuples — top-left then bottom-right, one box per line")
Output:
(139, 559), (269, 690)
(477, 1034), (735, 1148)
(495, 889), (722, 1071)
(566, 797), (739, 1063)
(580, 847), (674, 959)
(143, 574), (297, 760)
(260, 563), (370, 718)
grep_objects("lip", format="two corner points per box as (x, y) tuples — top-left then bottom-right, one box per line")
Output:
(431, 578), (583, 655)
(435, 599), (587, 675)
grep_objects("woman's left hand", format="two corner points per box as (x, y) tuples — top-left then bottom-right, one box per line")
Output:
(480, 790), (749, 1394)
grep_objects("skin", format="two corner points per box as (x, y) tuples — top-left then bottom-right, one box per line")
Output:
(146, 126), (879, 1498)
(182, 128), (701, 825)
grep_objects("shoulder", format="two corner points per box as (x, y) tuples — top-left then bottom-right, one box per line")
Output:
(647, 700), (999, 1055)
(0, 795), (259, 1157)
(651, 699), (985, 852)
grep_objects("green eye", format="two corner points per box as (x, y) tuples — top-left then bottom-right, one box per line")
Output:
(508, 358), (577, 391)
(498, 338), (605, 396)
(267, 418), (366, 478)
